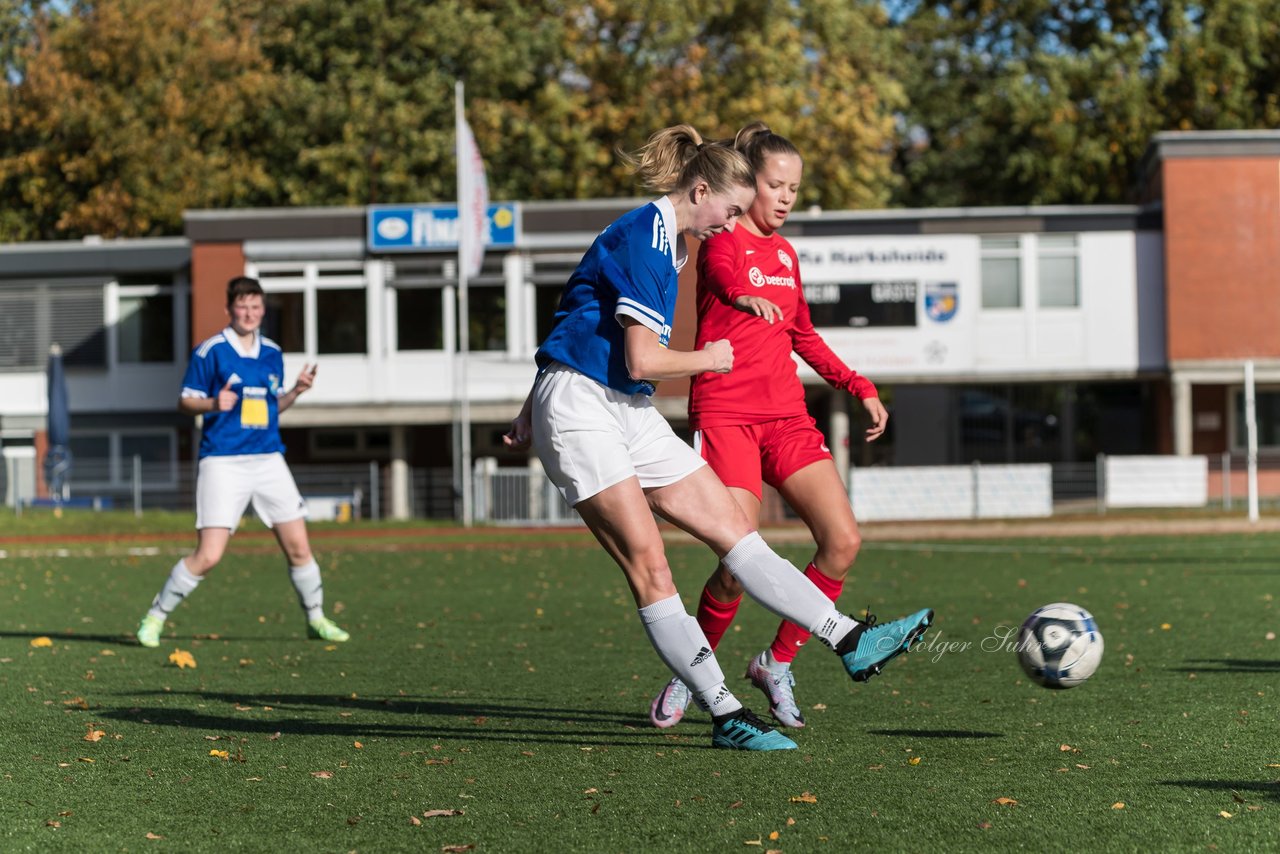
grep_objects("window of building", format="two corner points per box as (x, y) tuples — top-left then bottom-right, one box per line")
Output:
(248, 261), (368, 355)
(263, 292), (305, 353)
(390, 258), (450, 351)
(980, 237), (1021, 309)
(0, 280), (107, 371)
(309, 428), (392, 460)
(1234, 388), (1280, 450)
(67, 429), (177, 488)
(529, 254), (579, 346)
(117, 287), (175, 363)
(316, 289), (368, 354)
(1037, 235), (1080, 308)
(395, 287), (446, 350)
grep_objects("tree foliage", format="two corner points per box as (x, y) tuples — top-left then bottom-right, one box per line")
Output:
(0, 0), (276, 240)
(890, 0), (1280, 207)
(5, 1), (1280, 240)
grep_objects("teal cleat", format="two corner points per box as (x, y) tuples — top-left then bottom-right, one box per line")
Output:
(136, 614), (165, 648)
(711, 708), (798, 751)
(307, 616), (350, 642)
(839, 608), (934, 682)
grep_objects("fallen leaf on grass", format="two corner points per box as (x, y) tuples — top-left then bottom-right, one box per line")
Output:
(209, 750), (229, 759)
(84, 728), (106, 743)
(63, 697), (88, 709)
(30, 637), (53, 648)
(583, 788), (598, 794)
(234, 705), (252, 712)
(409, 816), (422, 826)
(1248, 806), (1263, 812)
(786, 818), (796, 826)
(423, 809), (464, 819)
(520, 750), (534, 757)
(167, 650), (196, 669)
(45, 820), (60, 828)
(978, 821), (992, 829)
(908, 756), (922, 766)
(1219, 811), (1233, 819)
(145, 832), (164, 840)
(790, 792), (818, 804)
(729, 800), (743, 809)
(992, 797), (1018, 806)
(768, 831), (780, 840)
(1112, 802), (1126, 810)
(441, 846), (475, 853)
(76, 758), (94, 763)
(354, 741), (363, 749)
(311, 771), (333, 779)
(743, 839), (762, 847)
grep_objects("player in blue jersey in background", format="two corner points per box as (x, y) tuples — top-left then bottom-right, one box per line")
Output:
(135, 276), (350, 648)
(505, 125), (933, 751)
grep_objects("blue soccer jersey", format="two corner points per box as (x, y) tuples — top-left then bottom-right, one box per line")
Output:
(181, 329), (287, 458)
(535, 198), (683, 395)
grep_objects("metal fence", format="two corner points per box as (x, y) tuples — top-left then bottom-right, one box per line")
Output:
(6, 453), (1279, 523)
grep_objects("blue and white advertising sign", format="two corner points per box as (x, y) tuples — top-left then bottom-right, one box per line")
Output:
(367, 203), (520, 253)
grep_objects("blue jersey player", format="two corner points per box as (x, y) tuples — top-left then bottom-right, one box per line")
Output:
(136, 276), (350, 648)
(504, 125), (933, 752)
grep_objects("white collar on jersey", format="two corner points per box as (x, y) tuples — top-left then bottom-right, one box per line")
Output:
(222, 327), (261, 359)
(652, 196), (688, 272)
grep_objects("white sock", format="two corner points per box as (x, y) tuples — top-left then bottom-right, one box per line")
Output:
(638, 594), (743, 718)
(722, 532), (858, 650)
(147, 559), (202, 619)
(289, 560), (324, 621)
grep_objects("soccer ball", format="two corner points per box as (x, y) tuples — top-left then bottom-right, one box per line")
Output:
(1016, 602), (1103, 689)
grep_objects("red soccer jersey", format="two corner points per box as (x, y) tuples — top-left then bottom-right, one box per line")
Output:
(688, 226), (876, 429)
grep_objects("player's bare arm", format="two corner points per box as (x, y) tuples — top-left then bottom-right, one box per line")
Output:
(278, 363), (317, 414)
(622, 318), (733, 380)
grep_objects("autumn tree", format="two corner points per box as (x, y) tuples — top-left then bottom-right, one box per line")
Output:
(0, 0), (277, 240)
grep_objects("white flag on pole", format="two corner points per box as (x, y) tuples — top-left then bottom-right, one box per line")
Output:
(457, 99), (490, 279)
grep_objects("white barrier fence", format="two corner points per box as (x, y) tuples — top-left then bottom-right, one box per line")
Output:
(1102, 455), (1208, 508)
(849, 464), (1054, 522)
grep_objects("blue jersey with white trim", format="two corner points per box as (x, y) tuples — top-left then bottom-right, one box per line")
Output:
(535, 200), (680, 396)
(181, 329), (287, 458)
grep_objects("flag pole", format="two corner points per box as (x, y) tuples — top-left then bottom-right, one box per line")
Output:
(455, 80), (473, 527)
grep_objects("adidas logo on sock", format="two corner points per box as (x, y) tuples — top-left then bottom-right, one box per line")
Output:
(689, 646), (713, 667)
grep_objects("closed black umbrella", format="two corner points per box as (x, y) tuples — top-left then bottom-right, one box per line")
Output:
(44, 343), (72, 506)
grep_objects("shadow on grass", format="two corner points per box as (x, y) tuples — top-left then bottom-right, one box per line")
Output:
(1, 630), (140, 647)
(1159, 780), (1280, 802)
(0, 630), (319, 646)
(867, 728), (1003, 739)
(1171, 659), (1280, 674)
(93, 692), (692, 748)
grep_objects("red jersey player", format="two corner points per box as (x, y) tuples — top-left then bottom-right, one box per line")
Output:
(650, 122), (918, 730)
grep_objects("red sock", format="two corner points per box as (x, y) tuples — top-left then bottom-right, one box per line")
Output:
(769, 562), (845, 664)
(696, 586), (742, 651)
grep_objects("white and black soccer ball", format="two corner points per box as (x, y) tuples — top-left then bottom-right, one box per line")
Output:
(1016, 602), (1103, 689)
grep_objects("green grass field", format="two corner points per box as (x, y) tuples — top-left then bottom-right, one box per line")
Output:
(2, 521), (1277, 852)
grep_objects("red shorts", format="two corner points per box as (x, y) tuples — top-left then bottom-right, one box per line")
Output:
(694, 416), (832, 501)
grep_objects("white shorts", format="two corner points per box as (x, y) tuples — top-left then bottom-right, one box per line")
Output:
(532, 363), (705, 506)
(196, 453), (308, 531)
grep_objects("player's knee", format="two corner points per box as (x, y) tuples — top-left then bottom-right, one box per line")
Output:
(818, 528), (862, 575)
(630, 549), (677, 599)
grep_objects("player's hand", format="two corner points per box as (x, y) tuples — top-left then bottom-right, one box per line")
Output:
(862, 396), (888, 442)
(215, 379), (238, 412)
(704, 339), (734, 373)
(503, 410), (533, 451)
(733, 295), (783, 325)
(294, 363), (317, 394)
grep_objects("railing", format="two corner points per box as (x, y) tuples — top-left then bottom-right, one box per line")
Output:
(6, 453), (1280, 523)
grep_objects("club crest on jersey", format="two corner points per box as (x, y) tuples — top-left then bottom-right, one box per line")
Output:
(924, 281), (958, 322)
(778, 249), (793, 271)
(268, 374), (281, 396)
(658, 324), (672, 347)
